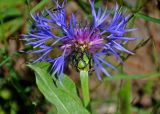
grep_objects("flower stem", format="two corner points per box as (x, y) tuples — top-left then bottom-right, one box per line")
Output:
(80, 70), (90, 109)
(119, 80), (132, 114)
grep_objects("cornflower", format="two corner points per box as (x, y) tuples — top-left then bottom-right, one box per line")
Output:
(23, 0), (136, 81)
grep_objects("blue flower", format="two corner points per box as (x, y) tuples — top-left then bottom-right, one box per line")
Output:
(23, 0), (136, 81)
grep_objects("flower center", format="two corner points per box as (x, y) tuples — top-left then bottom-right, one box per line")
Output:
(71, 43), (92, 72)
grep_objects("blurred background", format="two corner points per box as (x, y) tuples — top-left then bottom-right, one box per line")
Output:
(0, 0), (160, 114)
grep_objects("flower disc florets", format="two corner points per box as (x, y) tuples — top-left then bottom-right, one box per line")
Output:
(23, 0), (137, 81)
(61, 27), (103, 71)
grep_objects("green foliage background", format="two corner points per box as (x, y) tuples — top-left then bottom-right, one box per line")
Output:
(0, 0), (160, 114)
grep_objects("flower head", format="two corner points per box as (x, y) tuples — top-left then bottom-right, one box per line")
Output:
(23, 0), (136, 81)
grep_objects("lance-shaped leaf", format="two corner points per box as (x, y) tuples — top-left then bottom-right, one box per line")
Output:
(28, 62), (90, 114)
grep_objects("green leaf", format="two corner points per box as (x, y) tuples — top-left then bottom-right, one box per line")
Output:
(135, 12), (160, 24)
(0, 0), (25, 9)
(1, 8), (22, 19)
(30, 0), (50, 13)
(104, 72), (160, 81)
(0, 18), (23, 38)
(28, 62), (90, 114)
(117, 0), (124, 6)
(76, 0), (90, 14)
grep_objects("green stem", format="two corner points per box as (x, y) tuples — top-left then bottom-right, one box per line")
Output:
(80, 70), (90, 109)
(119, 80), (132, 114)
(30, 0), (49, 13)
